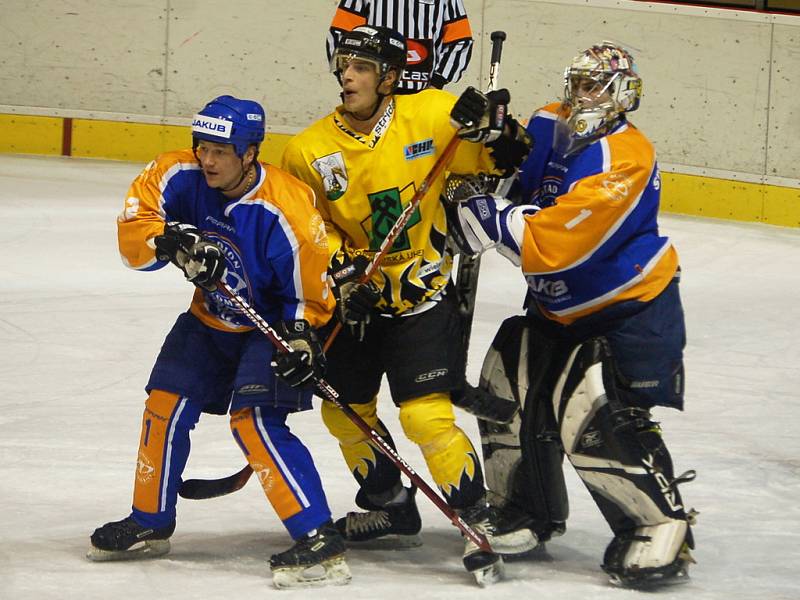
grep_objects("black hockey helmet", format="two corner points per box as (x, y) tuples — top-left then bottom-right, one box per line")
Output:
(332, 25), (407, 90)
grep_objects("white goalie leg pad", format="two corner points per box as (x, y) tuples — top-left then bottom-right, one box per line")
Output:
(620, 520), (687, 570)
(553, 340), (694, 577)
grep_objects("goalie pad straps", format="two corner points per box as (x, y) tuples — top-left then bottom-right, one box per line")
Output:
(553, 338), (694, 559)
(477, 316), (569, 537)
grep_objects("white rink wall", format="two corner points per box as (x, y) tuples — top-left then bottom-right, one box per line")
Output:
(1, 0), (799, 181)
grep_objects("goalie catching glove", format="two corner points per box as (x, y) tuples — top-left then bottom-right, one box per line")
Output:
(448, 194), (539, 266)
(153, 222), (226, 291)
(270, 320), (326, 388)
(329, 254), (381, 342)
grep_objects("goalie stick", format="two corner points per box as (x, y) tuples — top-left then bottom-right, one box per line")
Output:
(447, 31), (519, 425)
(181, 281), (494, 554)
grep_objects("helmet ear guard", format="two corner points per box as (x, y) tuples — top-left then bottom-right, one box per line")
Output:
(562, 41), (642, 139)
(191, 95), (266, 157)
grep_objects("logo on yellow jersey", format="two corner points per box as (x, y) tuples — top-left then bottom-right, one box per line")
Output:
(404, 138), (434, 160)
(312, 152), (348, 200)
(368, 184), (421, 252)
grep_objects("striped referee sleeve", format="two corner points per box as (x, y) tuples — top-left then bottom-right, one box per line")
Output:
(433, 0), (473, 88)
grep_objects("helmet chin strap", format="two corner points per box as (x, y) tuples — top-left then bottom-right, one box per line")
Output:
(344, 73), (391, 123)
(217, 157), (253, 194)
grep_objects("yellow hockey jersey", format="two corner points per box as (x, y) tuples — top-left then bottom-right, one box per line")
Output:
(282, 89), (498, 316)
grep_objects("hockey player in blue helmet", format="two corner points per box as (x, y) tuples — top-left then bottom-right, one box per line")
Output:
(88, 96), (348, 588)
(191, 95), (266, 193)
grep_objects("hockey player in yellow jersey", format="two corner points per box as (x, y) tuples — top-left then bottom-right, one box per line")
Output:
(281, 25), (534, 583)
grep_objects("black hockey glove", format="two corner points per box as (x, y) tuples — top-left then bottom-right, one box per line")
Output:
(153, 222), (226, 291)
(270, 320), (326, 388)
(486, 116), (533, 177)
(329, 254), (381, 342)
(450, 87), (510, 143)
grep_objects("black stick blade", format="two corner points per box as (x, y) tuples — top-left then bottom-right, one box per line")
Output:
(179, 465), (253, 500)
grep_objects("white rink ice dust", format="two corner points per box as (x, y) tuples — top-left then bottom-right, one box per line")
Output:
(1, 154), (799, 600)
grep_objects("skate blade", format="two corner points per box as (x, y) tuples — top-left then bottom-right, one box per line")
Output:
(272, 555), (352, 589)
(86, 539), (171, 562)
(608, 566), (690, 589)
(345, 533), (422, 550)
(471, 557), (505, 587)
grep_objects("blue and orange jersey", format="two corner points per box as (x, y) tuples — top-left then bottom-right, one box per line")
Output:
(118, 149), (334, 330)
(515, 102), (678, 325)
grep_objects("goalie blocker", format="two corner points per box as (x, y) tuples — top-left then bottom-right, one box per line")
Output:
(477, 316), (696, 586)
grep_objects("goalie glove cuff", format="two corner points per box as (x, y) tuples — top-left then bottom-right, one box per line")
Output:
(452, 194), (539, 266)
(486, 116), (533, 177)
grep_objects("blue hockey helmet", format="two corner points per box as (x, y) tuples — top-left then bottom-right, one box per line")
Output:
(191, 95), (265, 156)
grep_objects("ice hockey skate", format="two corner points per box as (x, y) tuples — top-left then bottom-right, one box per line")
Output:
(460, 503), (539, 586)
(86, 516), (175, 561)
(269, 521), (351, 589)
(335, 485), (423, 549)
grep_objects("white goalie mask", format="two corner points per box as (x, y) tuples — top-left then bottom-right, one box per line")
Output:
(562, 42), (642, 140)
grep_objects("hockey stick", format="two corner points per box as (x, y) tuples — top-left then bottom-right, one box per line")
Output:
(449, 32), (518, 424)
(184, 281), (493, 553)
(180, 464), (253, 500)
(322, 133), (461, 352)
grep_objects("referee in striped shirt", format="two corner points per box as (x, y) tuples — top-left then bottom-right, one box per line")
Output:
(326, 0), (473, 94)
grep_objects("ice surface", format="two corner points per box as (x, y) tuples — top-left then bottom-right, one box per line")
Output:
(1, 154), (799, 599)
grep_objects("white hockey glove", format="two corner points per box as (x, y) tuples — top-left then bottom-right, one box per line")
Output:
(449, 194), (539, 266)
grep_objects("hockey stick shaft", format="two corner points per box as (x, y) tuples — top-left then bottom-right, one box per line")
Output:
(455, 31), (506, 361)
(217, 281), (492, 552)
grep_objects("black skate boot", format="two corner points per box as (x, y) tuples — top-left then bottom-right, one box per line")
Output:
(460, 503), (540, 586)
(86, 516), (175, 561)
(334, 485), (422, 548)
(489, 504), (550, 560)
(269, 521), (351, 589)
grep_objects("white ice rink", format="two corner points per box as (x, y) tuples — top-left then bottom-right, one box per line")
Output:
(1, 154), (799, 600)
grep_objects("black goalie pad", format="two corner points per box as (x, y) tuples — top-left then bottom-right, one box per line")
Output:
(477, 315), (569, 540)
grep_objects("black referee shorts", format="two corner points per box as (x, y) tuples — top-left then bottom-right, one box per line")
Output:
(320, 292), (464, 406)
